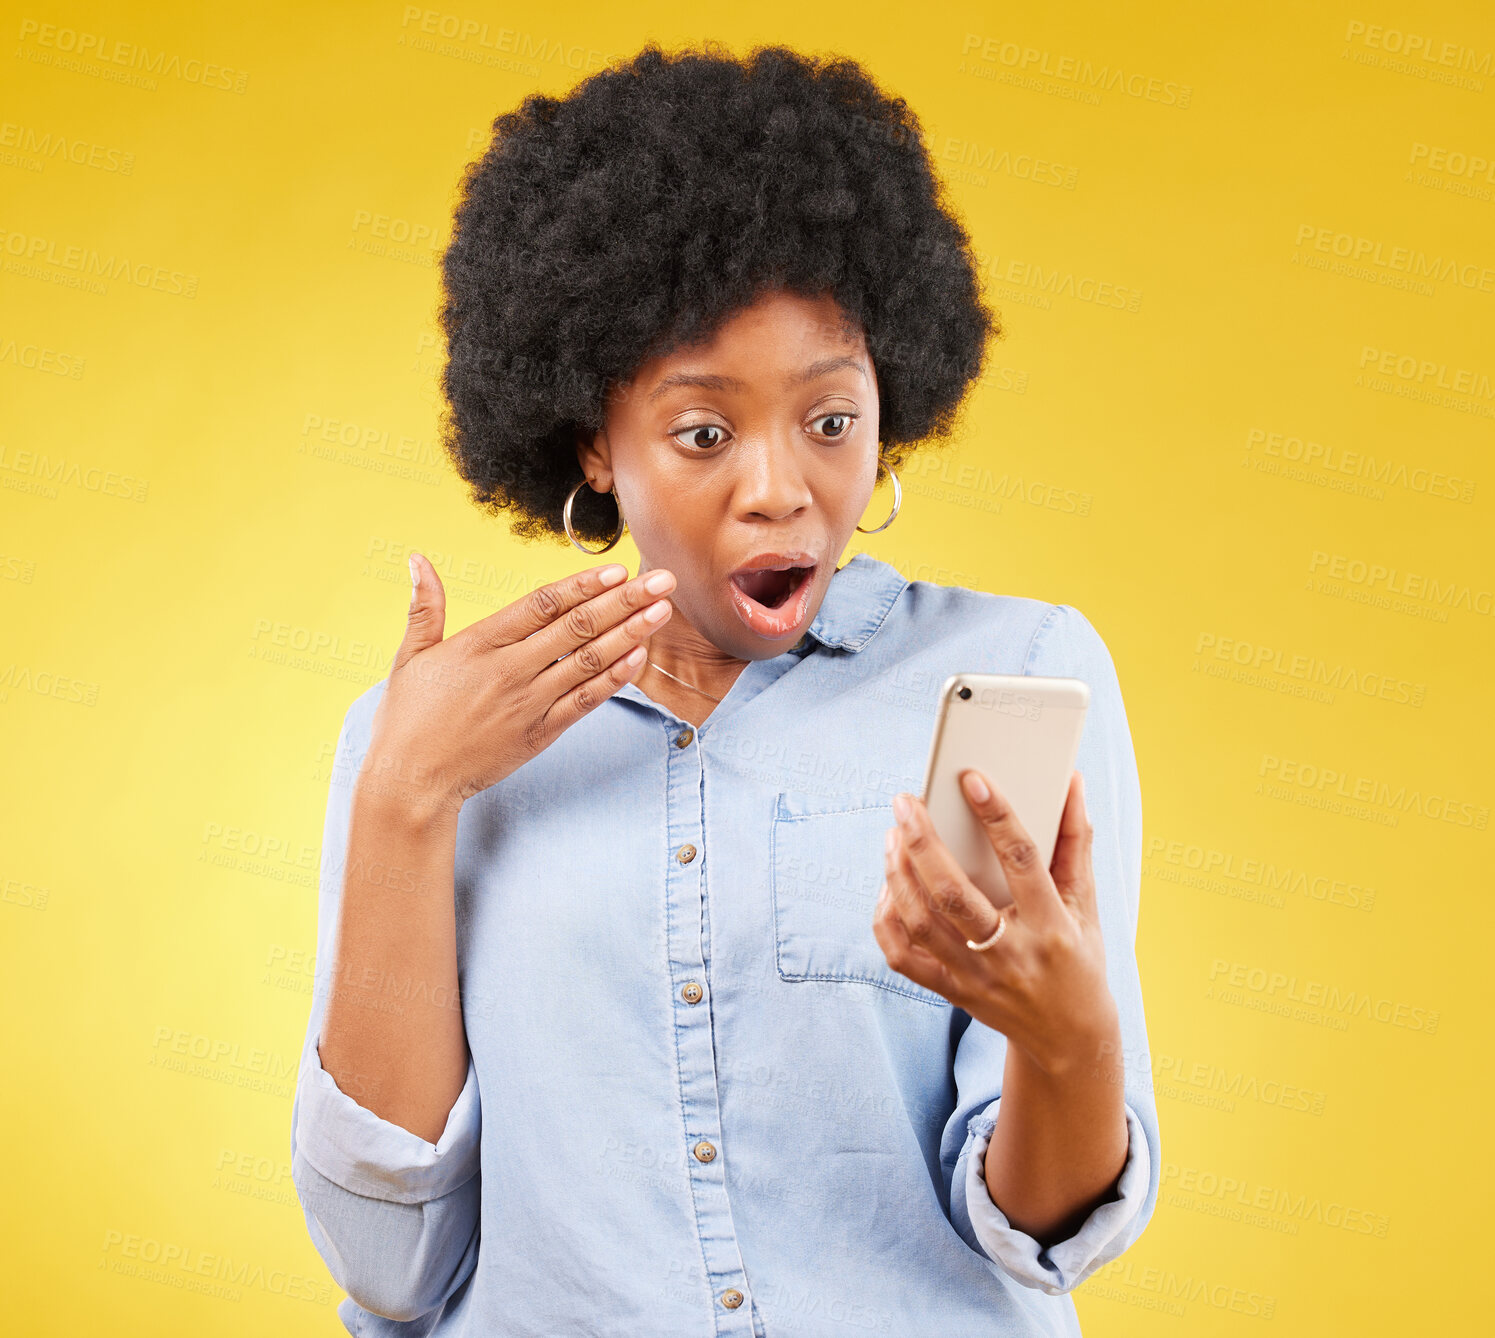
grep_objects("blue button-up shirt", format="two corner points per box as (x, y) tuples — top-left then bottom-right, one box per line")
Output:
(291, 551), (1160, 1336)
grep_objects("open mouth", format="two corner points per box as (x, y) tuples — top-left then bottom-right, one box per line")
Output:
(729, 564), (815, 610)
(726, 557), (820, 639)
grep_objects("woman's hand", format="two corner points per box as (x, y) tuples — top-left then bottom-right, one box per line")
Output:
(359, 554), (676, 819)
(871, 769), (1120, 1078)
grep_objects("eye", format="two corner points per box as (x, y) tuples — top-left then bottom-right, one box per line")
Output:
(811, 412), (857, 440)
(672, 423), (727, 450)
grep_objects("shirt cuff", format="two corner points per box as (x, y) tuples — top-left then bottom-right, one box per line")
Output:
(295, 1042), (482, 1205)
(955, 1097), (1151, 1295)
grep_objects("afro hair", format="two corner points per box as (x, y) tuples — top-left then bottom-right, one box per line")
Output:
(437, 39), (1001, 545)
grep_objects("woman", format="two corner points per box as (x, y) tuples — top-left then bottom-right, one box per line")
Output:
(292, 41), (1158, 1336)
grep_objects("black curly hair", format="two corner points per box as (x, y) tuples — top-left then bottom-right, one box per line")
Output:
(437, 39), (1000, 546)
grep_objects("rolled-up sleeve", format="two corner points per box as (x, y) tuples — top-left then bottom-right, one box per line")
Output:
(294, 1042), (481, 1204)
(942, 602), (1161, 1295)
(951, 1093), (1152, 1293)
(289, 685), (483, 1325)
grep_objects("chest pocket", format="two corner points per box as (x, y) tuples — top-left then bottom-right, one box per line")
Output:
(770, 791), (949, 1007)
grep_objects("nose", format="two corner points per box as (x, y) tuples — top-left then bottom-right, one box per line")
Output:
(732, 430), (813, 522)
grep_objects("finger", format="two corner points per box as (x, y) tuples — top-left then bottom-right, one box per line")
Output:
(958, 769), (1067, 928)
(472, 563), (654, 654)
(391, 551), (447, 675)
(873, 865), (961, 1002)
(1049, 771), (1098, 920)
(891, 795), (1003, 944)
(883, 823), (973, 965)
(525, 567), (678, 669)
(534, 593), (673, 699)
(535, 636), (651, 738)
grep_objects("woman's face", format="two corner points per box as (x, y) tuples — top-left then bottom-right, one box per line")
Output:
(577, 288), (882, 662)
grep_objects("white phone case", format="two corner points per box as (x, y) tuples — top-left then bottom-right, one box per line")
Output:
(918, 673), (1090, 910)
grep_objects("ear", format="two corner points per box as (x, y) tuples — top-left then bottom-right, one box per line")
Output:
(575, 428), (613, 492)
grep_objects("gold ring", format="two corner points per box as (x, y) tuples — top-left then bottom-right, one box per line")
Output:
(966, 913), (1007, 952)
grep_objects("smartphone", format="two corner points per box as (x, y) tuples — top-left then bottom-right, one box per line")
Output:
(918, 673), (1090, 910)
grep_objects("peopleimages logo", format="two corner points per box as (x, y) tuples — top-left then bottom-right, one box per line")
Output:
(1144, 835), (1377, 912)
(1308, 550), (1495, 617)
(1358, 345), (1493, 399)
(1293, 223), (1495, 293)
(1245, 425), (1476, 502)
(1409, 142), (1495, 182)
(0, 227), (198, 297)
(1207, 959), (1440, 1034)
(1194, 631), (1426, 707)
(1161, 1160), (1390, 1237)
(100, 1229), (331, 1304)
(958, 33), (1193, 108)
(1258, 753), (1489, 830)
(1342, 20), (1494, 76)
(15, 20), (250, 92)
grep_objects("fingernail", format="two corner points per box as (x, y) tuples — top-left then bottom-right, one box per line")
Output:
(599, 564), (628, 586)
(645, 570), (673, 594)
(409, 553), (420, 591)
(644, 599), (671, 622)
(963, 770), (990, 802)
(885, 827), (896, 854)
(893, 793), (911, 822)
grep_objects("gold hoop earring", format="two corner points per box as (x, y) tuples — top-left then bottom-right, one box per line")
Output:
(856, 461), (901, 534)
(563, 478), (627, 554)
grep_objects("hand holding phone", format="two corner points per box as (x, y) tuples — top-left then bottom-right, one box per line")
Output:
(918, 673), (1089, 910)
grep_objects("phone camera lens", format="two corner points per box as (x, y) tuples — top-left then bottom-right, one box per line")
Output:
(957, 686), (972, 700)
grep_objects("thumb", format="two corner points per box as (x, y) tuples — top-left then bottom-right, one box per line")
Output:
(391, 551), (446, 674)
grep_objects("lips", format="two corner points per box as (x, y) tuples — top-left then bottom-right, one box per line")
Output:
(727, 551), (818, 638)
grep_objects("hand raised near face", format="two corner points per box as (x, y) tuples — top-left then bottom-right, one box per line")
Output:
(359, 556), (676, 817)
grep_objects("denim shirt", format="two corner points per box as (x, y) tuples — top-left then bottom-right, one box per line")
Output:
(291, 551), (1160, 1337)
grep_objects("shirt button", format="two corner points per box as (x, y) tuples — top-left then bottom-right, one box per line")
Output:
(721, 1289), (744, 1309)
(693, 1140), (716, 1163)
(675, 727), (694, 747)
(676, 843), (697, 864)
(680, 981), (703, 1004)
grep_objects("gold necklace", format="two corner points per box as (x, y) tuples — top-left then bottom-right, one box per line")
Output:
(643, 655), (725, 702)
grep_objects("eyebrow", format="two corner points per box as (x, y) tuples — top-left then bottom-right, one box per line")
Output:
(647, 355), (868, 403)
(647, 371), (742, 401)
(795, 355), (870, 387)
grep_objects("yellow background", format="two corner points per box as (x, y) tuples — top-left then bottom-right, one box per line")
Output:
(3, 0), (1491, 1332)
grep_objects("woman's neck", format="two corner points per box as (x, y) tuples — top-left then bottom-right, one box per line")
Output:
(635, 623), (750, 728)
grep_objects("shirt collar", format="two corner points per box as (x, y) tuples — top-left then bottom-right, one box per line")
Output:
(798, 551), (908, 654)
